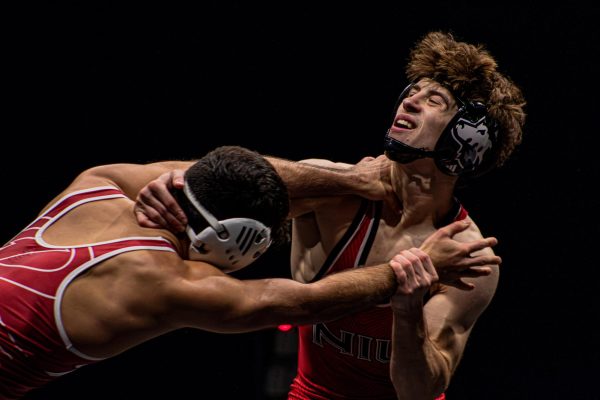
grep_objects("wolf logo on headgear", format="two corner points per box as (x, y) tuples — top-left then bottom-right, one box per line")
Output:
(384, 82), (500, 178)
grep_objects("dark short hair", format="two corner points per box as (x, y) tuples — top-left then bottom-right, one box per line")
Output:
(177, 145), (290, 246)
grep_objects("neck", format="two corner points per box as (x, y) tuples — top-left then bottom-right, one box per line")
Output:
(390, 160), (458, 228)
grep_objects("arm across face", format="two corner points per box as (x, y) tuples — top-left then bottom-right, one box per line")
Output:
(134, 154), (401, 231)
(266, 155), (397, 204)
(133, 168), (500, 288)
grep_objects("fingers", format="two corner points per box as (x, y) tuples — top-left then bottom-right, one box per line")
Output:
(390, 254), (419, 296)
(389, 249), (437, 296)
(400, 253), (417, 287)
(150, 173), (187, 220)
(461, 254), (501, 268)
(137, 190), (183, 230)
(438, 219), (471, 237)
(406, 248), (438, 282)
(156, 172), (186, 219)
(465, 237), (498, 254)
(134, 193), (174, 227)
(454, 266), (493, 278)
(134, 209), (162, 229)
(389, 254), (411, 284)
(437, 265), (493, 291)
(444, 279), (475, 291)
(135, 171), (188, 232)
(389, 257), (410, 293)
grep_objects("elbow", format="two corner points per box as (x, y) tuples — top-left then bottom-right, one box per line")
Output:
(390, 351), (453, 399)
(432, 369), (451, 398)
(432, 352), (453, 397)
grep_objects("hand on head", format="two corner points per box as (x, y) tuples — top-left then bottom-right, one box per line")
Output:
(135, 169), (187, 232)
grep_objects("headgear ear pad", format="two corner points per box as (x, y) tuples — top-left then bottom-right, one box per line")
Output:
(434, 99), (499, 177)
(384, 82), (500, 178)
(183, 183), (272, 273)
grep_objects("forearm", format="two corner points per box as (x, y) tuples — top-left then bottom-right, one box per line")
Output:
(304, 263), (397, 321)
(240, 263), (398, 329)
(265, 156), (367, 199)
(390, 309), (450, 399)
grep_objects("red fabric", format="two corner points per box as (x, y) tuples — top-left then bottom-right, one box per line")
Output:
(0, 187), (176, 399)
(288, 201), (467, 399)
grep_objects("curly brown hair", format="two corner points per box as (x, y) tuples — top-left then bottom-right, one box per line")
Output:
(406, 31), (526, 167)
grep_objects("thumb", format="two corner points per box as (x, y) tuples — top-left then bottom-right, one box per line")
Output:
(172, 170), (186, 188)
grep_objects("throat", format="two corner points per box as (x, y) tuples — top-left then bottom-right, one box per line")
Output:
(392, 197), (457, 230)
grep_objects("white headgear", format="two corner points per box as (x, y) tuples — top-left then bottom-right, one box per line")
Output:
(183, 183), (272, 273)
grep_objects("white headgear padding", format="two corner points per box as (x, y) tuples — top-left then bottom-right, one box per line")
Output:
(183, 183), (272, 273)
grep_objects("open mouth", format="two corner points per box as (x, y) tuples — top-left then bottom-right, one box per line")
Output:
(394, 118), (415, 129)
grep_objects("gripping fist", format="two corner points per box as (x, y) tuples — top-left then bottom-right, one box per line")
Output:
(389, 248), (438, 297)
(419, 219), (501, 290)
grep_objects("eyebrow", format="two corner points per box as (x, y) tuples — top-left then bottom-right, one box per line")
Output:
(427, 88), (452, 106)
(413, 83), (453, 106)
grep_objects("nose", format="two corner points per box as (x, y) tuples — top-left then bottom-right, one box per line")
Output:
(401, 94), (422, 112)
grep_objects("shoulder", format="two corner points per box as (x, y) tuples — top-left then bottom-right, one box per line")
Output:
(95, 250), (187, 283)
(94, 250), (228, 309)
(454, 216), (487, 245)
(70, 164), (133, 188)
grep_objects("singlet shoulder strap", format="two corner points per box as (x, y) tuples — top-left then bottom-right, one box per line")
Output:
(356, 201), (382, 266)
(40, 186), (127, 219)
(310, 200), (381, 282)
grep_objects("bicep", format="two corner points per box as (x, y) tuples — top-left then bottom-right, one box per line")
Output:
(424, 268), (499, 371)
(426, 219), (500, 365)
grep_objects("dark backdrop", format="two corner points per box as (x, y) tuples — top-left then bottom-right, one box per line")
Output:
(4, 3), (599, 399)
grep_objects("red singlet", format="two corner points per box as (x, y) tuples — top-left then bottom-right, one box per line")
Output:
(288, 200), (467, 399)
(0, 186), (177, 399)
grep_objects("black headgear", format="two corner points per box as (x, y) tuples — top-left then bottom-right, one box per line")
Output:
(384, 82), (500, 178)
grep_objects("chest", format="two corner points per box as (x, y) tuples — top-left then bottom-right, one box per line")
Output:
(320, 200), (436, 265)
(291, 199), (438, 282)
(360, 219), (434, 266)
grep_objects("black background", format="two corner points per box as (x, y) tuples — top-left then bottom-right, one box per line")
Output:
(4, 3), (599, 399)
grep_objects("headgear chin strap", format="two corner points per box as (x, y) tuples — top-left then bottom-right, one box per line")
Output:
(183, 183), (272, 273)
(384, 82), (499, 178)
(383, 135), (437, 164)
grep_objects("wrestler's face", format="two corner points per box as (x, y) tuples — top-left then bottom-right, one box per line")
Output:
(387, 79), (458, 151)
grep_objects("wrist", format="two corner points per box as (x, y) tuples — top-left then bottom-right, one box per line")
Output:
(391, 294), (425, 316)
